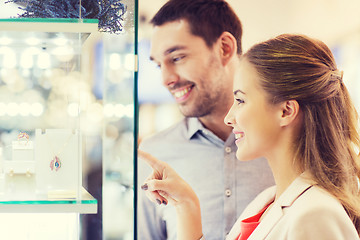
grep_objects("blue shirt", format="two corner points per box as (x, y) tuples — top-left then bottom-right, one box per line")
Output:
(138, 117), (274, 240)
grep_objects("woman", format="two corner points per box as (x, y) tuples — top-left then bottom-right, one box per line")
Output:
(139, 34), (360, 240)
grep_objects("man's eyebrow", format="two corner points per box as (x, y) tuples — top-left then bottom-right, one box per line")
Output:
(233, 89), (246, 95)
(149, 45), (186, 61)
(164, 46), (186, 56)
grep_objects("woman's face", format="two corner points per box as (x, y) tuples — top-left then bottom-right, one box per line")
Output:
(224, 59), (283, 161)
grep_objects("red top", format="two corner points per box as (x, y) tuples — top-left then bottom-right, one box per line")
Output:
(237, 203), (272, 240)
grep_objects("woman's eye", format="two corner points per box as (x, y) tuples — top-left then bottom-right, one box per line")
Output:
(235, 98), (245, 105)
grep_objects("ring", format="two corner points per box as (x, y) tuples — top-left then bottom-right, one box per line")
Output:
(17, 132), (29, 142)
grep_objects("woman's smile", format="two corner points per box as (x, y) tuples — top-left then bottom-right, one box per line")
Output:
(233, 130), (245, 144)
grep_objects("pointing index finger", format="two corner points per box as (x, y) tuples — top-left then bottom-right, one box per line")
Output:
(138, 150), (161, 168)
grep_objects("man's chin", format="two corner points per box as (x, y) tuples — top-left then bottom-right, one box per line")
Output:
(179, 107), (197, 118)
(179, 107), (207, 118)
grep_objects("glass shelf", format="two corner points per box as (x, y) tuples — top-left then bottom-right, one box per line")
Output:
(0, 188), (97, 213)
(0, 18), (98, 33)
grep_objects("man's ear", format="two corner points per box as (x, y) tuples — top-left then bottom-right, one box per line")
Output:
(218, 31), (237, 66)
(279, 100), (300, 127)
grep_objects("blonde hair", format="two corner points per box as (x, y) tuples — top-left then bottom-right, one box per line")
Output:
(243, 34), (360, 233)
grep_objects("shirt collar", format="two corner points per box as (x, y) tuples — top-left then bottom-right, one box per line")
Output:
(185, 117), (204, 140)
(185, 117), (235, 148)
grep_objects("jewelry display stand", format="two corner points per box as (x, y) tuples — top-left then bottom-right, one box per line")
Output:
(3, 140), (36, 200)
(3, 161), (36, 200)
(35, 129), (81, 199)
(12, 140), (34, 161)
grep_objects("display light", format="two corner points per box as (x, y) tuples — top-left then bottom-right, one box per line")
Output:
(19, 102), (31, 116)
(37, 52), (51, 69)
(104, 103), (115, 118)
(52, 46), (74, 62)
(30, 102), (44, 117)
(124, 53), (134, 71)
(25, 46), (41, 55)
(87, 102), (103, 122)
(109, 53), (121, 70)
(0, 36), (12, 45)
(67, 102), (80, 117)
(0, 46), (16, 68)
(20, 51), (34, 69)
(53, 36), (68, 46)
(25, 36), (41, 46)
(0, 102), (6, 116)
(114, 104), (125, 118)
(124, 104), (134, 118)
(6, 102), (19, 116)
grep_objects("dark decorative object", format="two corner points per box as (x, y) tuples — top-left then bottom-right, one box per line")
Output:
(5, 0), (127, 33)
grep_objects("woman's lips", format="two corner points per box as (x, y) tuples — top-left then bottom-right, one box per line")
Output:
(233, 131), (245, 144)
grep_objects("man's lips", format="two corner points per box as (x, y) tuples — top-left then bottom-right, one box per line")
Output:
(171, 86), (193, 102)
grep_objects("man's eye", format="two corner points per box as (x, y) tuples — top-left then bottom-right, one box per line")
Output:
(172, 55), (185, 63)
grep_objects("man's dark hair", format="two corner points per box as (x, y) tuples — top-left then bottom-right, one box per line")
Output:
(151, 0), (243, 55)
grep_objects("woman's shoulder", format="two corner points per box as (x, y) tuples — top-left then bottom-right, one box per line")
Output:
(283, 185), (359, 239)
(291, 184), (344, 213)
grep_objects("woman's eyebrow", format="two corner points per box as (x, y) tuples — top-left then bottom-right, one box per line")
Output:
(233, 89), (246, 96)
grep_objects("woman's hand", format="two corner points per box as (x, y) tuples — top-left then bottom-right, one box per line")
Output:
(138, 150), (203, 240)
(138, 150), (198, 206)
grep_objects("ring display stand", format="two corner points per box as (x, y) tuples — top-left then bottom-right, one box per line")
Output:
(35, 129), (80, 199)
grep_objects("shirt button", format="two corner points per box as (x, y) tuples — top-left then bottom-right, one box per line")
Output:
(225, 147), (231, 153)
(225, 189), (232, 197)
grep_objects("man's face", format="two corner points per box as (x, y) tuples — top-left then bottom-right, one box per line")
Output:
(150, 20), (232, 118)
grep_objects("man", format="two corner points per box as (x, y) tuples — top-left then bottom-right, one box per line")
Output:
(138, 0), (274, 239)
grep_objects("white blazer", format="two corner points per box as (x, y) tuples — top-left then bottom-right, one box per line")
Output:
(226, 175), (359, 240)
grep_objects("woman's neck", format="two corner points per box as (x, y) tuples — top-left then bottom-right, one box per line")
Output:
(266, 146), (300, 200)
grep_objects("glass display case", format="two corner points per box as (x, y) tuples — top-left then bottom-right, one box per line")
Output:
(0, 18), (98, 239)
(0, 17), (98, 206)
(0, 0), (138, 239)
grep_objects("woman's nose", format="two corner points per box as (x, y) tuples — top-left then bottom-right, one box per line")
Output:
(224, 108), (234, 126)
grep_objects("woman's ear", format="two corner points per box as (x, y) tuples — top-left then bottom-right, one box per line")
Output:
(218, 31), (237, 66)
(279, 100), (300, 127)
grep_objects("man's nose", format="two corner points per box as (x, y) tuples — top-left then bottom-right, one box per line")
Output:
(161, 65), (179, 87)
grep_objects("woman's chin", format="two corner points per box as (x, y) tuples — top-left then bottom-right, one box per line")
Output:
(236, 151), (259, 162)
(235, 153), (251, 161)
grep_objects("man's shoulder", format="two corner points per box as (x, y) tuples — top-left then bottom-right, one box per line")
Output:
(140, 118), (187, 147)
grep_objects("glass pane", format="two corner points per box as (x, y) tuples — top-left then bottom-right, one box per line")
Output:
(102, 0), (137, 238)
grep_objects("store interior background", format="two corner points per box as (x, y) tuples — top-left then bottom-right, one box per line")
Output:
(0, 0), (360, 239)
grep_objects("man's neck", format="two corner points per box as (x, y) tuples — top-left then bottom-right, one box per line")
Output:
(198, 115), (232, 141)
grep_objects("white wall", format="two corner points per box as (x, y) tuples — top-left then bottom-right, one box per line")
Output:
(0, 0), (22, 18)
